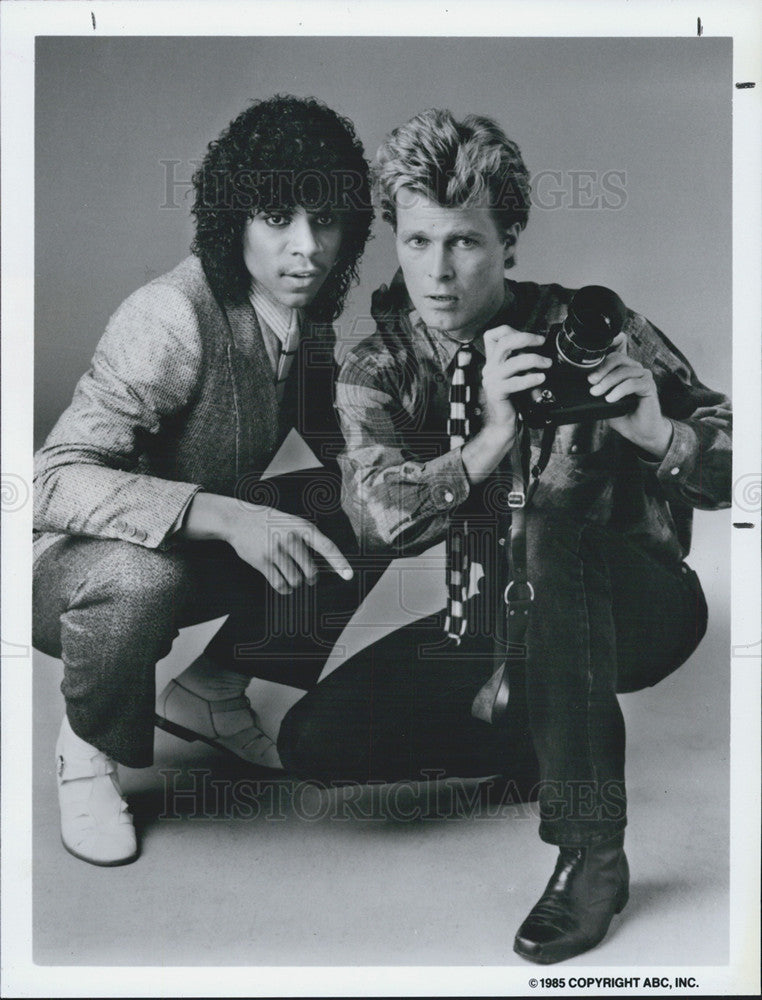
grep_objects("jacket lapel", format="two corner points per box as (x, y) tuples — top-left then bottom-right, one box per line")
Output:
(223, 299), (280, 470)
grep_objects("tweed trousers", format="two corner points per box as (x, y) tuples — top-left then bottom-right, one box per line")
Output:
(33, 469), (389, 768)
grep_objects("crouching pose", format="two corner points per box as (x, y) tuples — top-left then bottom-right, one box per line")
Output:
(276, 109), (731, 963)
(33, 95), (381, 866)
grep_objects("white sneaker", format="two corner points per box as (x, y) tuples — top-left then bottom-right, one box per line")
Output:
(55, 716), (139, 866)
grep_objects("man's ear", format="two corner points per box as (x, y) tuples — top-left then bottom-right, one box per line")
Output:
(503, 223), (521, 269)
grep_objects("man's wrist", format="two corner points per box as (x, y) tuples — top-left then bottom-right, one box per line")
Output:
(631, 418), (674, 461)
(481, 423), (516, 462)
(180, 492), (236, 543)
(462, 423), (514, 484)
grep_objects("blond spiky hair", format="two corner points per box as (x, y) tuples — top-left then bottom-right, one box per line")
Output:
(373, 109), (531, 267)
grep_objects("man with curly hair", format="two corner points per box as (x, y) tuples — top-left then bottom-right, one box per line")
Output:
(33, 95), (378, 866)
(277, 109), (731, 963)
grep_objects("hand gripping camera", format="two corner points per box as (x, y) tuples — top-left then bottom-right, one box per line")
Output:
(512, 284), (638, 429)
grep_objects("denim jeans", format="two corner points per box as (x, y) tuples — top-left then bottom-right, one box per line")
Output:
(33, 469), (388, 768)
(278, 510), (708, 846)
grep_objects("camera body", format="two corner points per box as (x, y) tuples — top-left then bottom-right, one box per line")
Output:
(512, 285), (638, 429)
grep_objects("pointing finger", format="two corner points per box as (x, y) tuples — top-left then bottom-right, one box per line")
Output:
(302, 525), (354, 580)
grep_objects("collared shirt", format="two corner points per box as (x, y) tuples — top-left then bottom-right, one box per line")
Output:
(335, 277), (732, 565)
(249, 280), (301, 401)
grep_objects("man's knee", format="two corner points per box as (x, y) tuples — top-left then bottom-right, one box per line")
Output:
(76, 540), (190, 608)
(38, 538), (193, 649)
(526, 512), (585, 579)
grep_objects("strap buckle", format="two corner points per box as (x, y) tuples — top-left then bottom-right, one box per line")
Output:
(507, 491), (525, 508)
(503, 580), (535, 604)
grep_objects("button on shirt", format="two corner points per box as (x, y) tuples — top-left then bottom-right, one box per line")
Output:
(335, 277), (732, 564)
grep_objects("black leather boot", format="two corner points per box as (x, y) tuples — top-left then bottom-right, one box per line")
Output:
(513, 832), (629, 964)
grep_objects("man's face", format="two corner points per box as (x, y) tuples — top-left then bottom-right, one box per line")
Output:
(243, 205), (343, 308)
(394, 192), (518, 340)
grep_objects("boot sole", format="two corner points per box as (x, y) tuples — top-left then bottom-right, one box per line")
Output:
(154, 713), (285, 778)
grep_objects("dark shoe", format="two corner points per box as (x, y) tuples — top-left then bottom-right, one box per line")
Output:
(513, 833), (629, 964)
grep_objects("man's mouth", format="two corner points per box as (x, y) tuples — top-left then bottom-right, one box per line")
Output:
(285, 270), (321, 279)
(427, 294), (459, 304)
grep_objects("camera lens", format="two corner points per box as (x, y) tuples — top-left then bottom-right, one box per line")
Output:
(556, 285), (627, 368)
(567, 285), (627, 350)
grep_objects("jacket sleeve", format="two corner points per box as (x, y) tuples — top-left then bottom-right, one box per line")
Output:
(33, 281), (205, 548)
(631, 313), (732, 510)
(335, 353), (470, 554)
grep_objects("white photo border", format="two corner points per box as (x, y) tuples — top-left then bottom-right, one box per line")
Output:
(2, 1), (760, 996)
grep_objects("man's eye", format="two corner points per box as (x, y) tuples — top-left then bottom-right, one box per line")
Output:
(407, 237), (427, 248)
(455, 237), (477, 248)
(314, 212), (336, 227)
(264, 213), (290, 227)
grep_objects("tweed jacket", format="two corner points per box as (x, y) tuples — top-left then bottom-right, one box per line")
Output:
(34, 255), (341, 558)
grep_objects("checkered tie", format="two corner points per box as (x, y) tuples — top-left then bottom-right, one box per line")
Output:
(444, 346), (479, 644)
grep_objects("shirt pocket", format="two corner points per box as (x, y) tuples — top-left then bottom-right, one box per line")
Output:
(535, 421), (615, 473)
(529, 422), (616, 517)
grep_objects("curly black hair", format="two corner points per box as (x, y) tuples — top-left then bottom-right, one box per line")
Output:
(191, 95), (372, 323)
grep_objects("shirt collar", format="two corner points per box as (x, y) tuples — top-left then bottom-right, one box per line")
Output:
(248, 280), (301, 346)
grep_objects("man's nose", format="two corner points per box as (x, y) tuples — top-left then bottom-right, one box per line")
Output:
(289, 215), (321, 257)
(428, 244), (453, 281)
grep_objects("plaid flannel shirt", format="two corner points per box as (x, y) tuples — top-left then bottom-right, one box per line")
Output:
(335, 275), (732, 565)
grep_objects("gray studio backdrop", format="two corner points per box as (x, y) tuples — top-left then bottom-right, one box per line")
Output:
(32, 35), (734, 968)
(35, 36), (731, 446)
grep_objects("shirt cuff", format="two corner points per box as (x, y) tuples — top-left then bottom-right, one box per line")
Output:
(166, 487), (205, 541)
(117, 481), (203, 549)
(415, 447), (471, 515)
(648, 419), (697, 488)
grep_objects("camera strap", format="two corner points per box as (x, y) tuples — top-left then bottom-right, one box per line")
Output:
(471, 419), (556, 725)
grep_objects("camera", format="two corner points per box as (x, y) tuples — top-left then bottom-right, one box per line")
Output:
(512, 285), (638, 429)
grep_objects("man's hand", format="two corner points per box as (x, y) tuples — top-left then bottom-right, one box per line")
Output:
(462, 326), (551, 484)
(181, 493), (353, 595)
(482, 326), (552, 435)
(588, 335), (673, 458)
